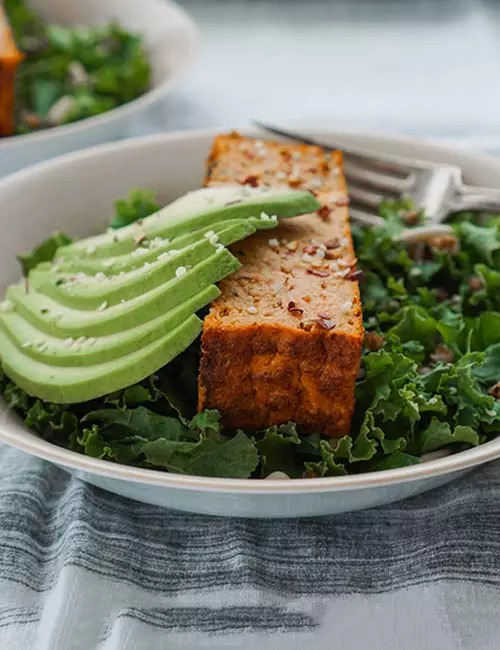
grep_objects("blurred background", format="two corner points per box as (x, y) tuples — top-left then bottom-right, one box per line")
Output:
(162, 0), (500, 151)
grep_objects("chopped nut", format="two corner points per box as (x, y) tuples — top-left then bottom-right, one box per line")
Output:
(288, 178), (302, 188)
(364, 332), (385, 351)
(280, 263), (292, 274)
(268, 238), (279, 249)
(307, 269), (330, 277)
(345, 269), (364, 281)
(314, 318), (336, 330)
(468, 276), (483, 292)
(287, 301), (303, 316)
(325, 249), (341, 260)
(303, 295), (312, 303)
(403, 210), (421, 226)
(428, 234), (460, 254)
(317, 205), (332, 220)
(311, 259), (324, 268)
(286, 240), (298, 252)
(488, 382), (500, 399)
(430, 344), (454, 364)
(246, 306), (258, 314)
(243, 175), (259, 187)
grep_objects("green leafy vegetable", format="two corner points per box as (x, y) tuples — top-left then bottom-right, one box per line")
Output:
(2, 193), (500, 479)
(17, 231), (72, 276)
(4, 1), (151, 136)
(111, 189), (161, 229)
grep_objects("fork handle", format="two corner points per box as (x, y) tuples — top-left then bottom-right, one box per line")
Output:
(456, 184), (500, 213)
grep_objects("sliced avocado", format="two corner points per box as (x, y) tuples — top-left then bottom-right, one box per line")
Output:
(0, 186), (320, 403)
(0, 315), (203, 404)
(58, 186), (319, 260)
(0, 285), (220, 367)
(8, 248), (239, 337)
(29, 221), (257, 310)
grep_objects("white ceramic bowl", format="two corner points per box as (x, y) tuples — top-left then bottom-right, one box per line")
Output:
(0, 127), (499, 518)
(0, 0), (197, 177)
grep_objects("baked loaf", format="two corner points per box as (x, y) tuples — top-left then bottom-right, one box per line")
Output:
(198, 133), (363, 436)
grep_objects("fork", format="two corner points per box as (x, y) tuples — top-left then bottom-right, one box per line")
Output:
(254, 122), (500, 229)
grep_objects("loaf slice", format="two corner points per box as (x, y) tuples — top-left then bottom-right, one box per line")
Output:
(198, 133), (363, 436)
(0, 5), (23, 136)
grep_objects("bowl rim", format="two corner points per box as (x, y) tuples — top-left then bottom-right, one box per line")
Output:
(0, 0), (197, 150)
(0, 126), (499, 495)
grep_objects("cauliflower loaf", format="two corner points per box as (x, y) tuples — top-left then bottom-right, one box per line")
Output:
(0, 5), (23, 136)
(198, 133), (364, 436)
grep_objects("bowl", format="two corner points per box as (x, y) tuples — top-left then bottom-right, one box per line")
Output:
(0, 0), (197, 177)
(0, 127), (499, 518)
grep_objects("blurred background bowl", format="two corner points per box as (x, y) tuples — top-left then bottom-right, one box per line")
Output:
(0, 0), (197, 177)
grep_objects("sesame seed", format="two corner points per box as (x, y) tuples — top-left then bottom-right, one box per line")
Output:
(268, 238), (279, 249)
(247, 306), (258, 314)
(0, 300), (13, 312)
(97, 301), (108, 311)
(175, 266), (187, 278)
(341, 300), (353, 313)
(86, 245), (96, 255)
(270, 214), (278, 221)
(209, 234), (219, 246)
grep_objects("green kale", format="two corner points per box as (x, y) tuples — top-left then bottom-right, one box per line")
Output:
(2, 194), (499, 479)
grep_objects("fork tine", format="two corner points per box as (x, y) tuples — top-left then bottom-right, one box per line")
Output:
(349, 208), (384, 228)
(343, 161), (409, 195)
(348, 186), (386, 210)
(253, 121), (412, 176)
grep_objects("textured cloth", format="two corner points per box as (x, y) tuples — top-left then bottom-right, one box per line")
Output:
(1, 445), (500, 650)
(3, 0), (500, 648)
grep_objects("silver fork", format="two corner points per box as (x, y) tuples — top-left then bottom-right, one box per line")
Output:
(254, 122), (500, 229)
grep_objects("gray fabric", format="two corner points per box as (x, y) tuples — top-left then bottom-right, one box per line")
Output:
(1, 445), (500, 649)
(2, 0), (500, 647)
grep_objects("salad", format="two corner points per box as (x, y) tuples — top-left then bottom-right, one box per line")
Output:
(1, 191), (498, 479)
(2, 0), (151, 135)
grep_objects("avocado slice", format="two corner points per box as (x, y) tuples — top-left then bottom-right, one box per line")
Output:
(0, 186), (320, 403)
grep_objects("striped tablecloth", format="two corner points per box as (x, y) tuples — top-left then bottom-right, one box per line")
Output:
(3, 0), (500, 647)
(2, 445), (500, 649)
